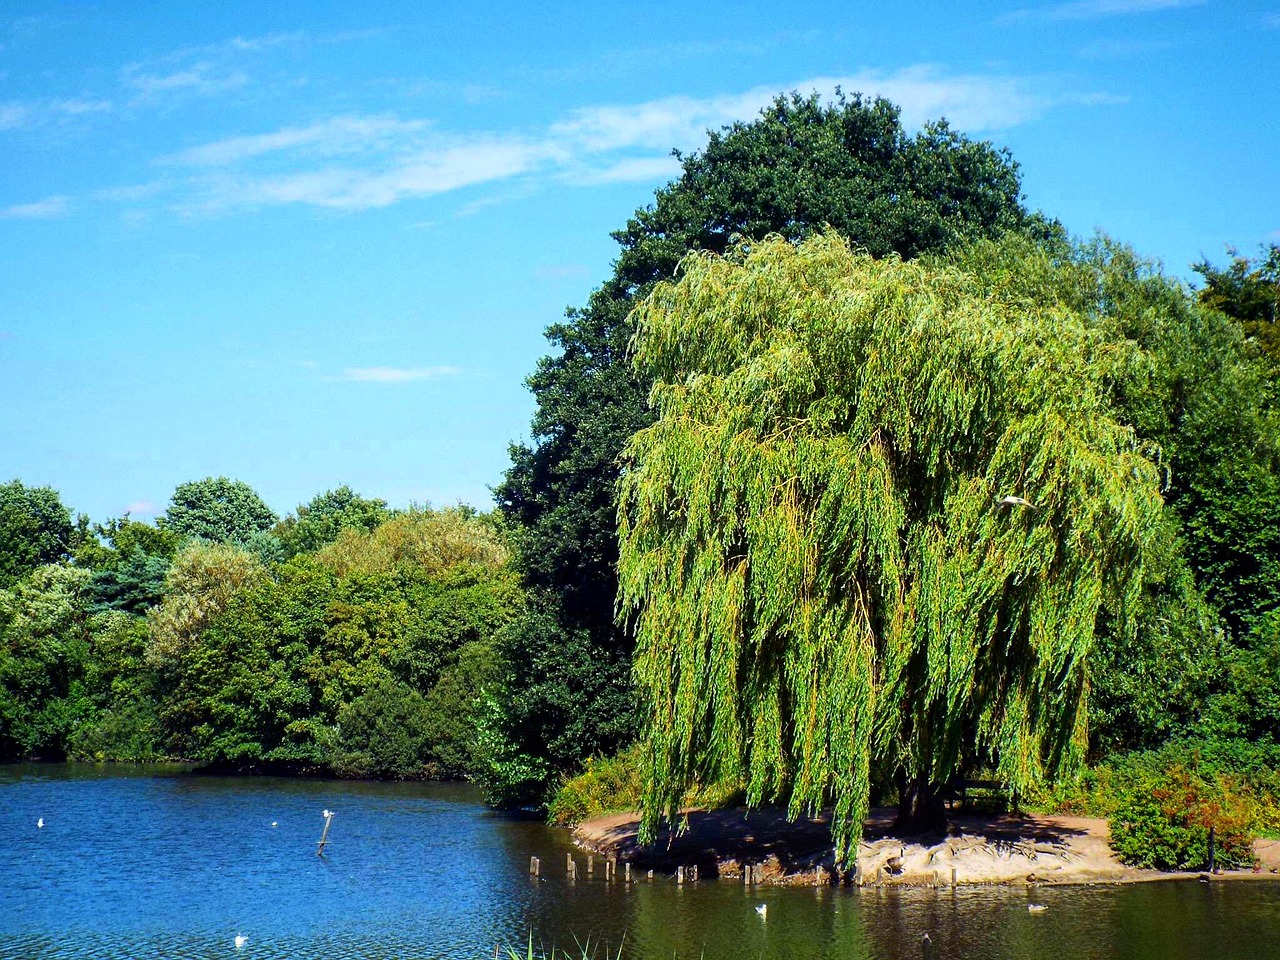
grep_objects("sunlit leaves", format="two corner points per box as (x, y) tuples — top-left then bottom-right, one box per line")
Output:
(619, 233), (1166, 859)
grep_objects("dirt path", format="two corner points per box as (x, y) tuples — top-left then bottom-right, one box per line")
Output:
(573, 807), (1280, 886)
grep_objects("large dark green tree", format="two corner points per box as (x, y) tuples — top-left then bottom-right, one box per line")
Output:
(160, 476), (277, 546)
(492, 92), (1037, 803)
(618, 233), (1165, 854)
(0, 480), (80, 589)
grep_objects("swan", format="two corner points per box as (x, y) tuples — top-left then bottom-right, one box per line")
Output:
(234, 933), (248, 949)
(1028, 904), (1048, 913)
(36, 818), (43, 829)
(755, 904), (767, 919)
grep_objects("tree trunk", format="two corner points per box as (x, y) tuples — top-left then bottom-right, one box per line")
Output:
(894, 774), (948, 835)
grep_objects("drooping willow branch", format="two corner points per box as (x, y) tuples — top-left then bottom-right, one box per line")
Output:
(617, 232), (1164, 862)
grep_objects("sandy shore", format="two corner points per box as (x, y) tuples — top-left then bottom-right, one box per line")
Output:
(573, 806), (1280, 886)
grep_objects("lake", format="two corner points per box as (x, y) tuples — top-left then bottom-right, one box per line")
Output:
(2, 764), (1278, 960)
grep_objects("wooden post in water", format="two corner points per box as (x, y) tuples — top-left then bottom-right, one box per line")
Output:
(625, 862), (632, 883)
(609, 856), (617, 880)
(587, 855), (594, 875)
(676, 866), (685, 885)
(316, 810), (334, 856)
(647, 869), (654, 881)
(951, 867), (957, 888)
(529, 856), (540, 877)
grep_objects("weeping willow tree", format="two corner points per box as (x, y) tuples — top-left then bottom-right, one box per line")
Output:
(617, 232), (1166, 860)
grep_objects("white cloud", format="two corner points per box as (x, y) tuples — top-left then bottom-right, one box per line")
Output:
(0, 102), (27, 129)
(0, 96), (112, 131)
(565, 155), (684, 186)
(100, 65), (1111, 216)
(340, 366), (461, 383)
(0, 195), (70, 219)
(162, 115), (430, 167)
(1004, 0), (1205, 20)
(124, 500), (159, 516)
(55, 98), (112, 115)
(194, 139), (547, 211)
(123, 61), (250, 100)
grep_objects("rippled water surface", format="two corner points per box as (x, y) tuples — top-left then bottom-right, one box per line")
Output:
(3, 764), (1279, 960)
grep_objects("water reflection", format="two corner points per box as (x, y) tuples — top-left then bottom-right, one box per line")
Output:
(1, 765), (1278, 960)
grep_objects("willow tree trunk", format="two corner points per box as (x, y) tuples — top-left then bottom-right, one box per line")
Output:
(894, 773), (948, 835)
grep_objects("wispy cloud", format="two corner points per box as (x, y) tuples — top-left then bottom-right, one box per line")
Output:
(1004, 0), (1205, 21)
(124, 500), (159, 516)
(123, 61), (250, 101)
(74, 66), (1113, 218)
(1, 195), (70, 219)
(563, 155), (684, 186)
(0, 96), (113, 131)
(340, 366), (461, 383)
(161, 115), (430, 167)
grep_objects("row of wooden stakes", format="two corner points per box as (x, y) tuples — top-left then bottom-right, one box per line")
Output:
(530, 855), (773, 884)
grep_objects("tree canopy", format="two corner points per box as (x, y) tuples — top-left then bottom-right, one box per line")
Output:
(617, 233), (1166, 858)
(160, 476), (277, 545)
(492, 91), (1038, 804)
(0, 480), (78, 589)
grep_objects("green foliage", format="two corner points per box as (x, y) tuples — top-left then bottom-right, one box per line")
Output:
(1043, 740), (1280, 869)
(474, 597), (635, 808)
(155, 518), (521, 773)
(68, 612), (162, 760)
(333, 677), (436, 778)
(497, 91), (1035, 802)
(146, 541), (267, 669)
(0, 480), (79, 589)
(316, 506), (508, 578)
(1110, 764), (1256, 870)
(1194, 244), (1280, 375)
(618, 232), (1166, 859)
(275, 485), (392, 558)
(0, 564), (95, 758)
(160, 476), (278, 545)
(547, 742), (647, 826)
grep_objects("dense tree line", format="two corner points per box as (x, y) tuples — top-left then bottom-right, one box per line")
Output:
(0, 478), (522, 779)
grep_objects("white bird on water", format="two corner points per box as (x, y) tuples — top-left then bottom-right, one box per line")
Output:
(36, 818), (43, 829)
(271, 822), (278, 828)
(755, 904), (767, 919)
(1028, 903), (1048, 913)
(323, 809), (332, 818)
(234, 933), (248, 950)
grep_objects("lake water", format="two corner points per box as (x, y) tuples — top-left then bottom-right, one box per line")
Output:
(2, 765), (1279, 960)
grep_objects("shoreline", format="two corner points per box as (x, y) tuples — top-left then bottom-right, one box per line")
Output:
(573, 806), (1280, 887)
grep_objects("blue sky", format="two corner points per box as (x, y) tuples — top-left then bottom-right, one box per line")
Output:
(2, 0), (1277, 524)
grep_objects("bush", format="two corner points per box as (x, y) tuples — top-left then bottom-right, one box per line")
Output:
(1039, 739), (1280, 869)
(547, 743), (646, 826)
(547, 742), (744, 827)
(1110, 762), (1256, 870)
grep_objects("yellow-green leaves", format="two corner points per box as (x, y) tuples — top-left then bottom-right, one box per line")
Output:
(618, 232), (1165, 861)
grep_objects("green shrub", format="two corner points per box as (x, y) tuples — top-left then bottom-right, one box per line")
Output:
(547, 743), (646, 826)
(1110, 762), (1255, 870)
(547, 742), (744, 827)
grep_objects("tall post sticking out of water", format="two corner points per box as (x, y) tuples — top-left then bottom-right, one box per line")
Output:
(316, 810), (334, 857)
(529, 856), (540, 877)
